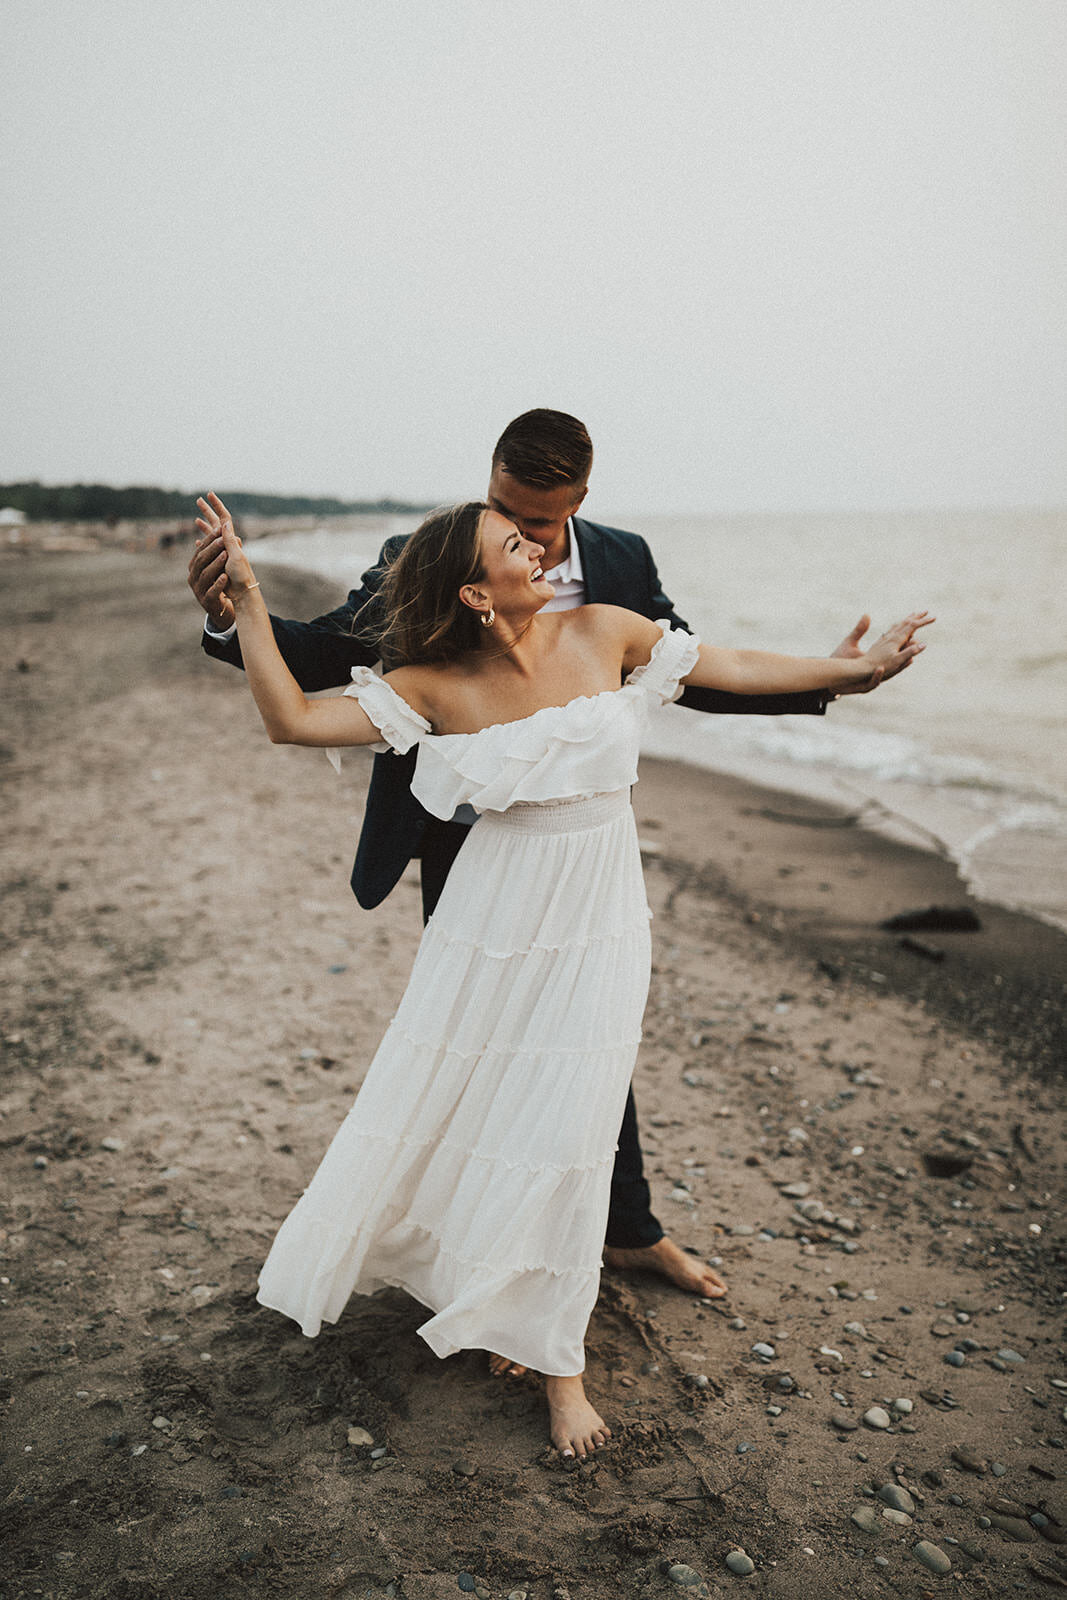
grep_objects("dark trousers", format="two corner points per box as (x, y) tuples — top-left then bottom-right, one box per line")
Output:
(418, 816), (664, 1251)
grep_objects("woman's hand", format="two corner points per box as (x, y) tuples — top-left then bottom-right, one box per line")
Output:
(194, 492), (259, 607)
(849, 609), (934, 691)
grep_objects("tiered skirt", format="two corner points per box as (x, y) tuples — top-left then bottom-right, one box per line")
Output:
(256, 788), (651, 1376)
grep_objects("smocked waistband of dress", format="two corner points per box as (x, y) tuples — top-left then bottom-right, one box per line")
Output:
(477, 789), (630, 834)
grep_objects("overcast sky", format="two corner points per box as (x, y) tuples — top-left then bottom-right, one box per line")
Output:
(2, 1), (1063, 513)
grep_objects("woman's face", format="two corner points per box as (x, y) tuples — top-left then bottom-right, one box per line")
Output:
(475, 509), (555, 614)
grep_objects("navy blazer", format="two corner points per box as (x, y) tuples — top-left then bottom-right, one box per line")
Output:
(203, 515), (826, 907)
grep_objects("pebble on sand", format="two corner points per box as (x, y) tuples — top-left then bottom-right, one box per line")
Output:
(346, 1426), (374, 1448)
(851, 1505), (879, 1532)
(877, 1484), (916, 1514)
(667, 1564), (702, 1586)
(724, 1549), (756, 1575)
(913, 1540), (952, 1575)
(863, 1407), (892, 1430)
(986, 1513), (1037, 1542)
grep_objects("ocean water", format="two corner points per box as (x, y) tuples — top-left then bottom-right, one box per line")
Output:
(247, 508), (1067, 933)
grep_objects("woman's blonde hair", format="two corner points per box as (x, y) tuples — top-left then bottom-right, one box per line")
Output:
(374, 501), (489, 665)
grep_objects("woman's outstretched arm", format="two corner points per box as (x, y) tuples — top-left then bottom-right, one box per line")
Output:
(197, 493), (413, 748)
(617, 606), (933, 695)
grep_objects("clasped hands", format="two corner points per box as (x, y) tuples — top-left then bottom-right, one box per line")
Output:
(192, 492), (259, 618)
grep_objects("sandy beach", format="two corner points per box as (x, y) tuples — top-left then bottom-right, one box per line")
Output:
(2, 546), (1065, 1599)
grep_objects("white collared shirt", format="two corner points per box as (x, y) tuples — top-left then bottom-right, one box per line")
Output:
(538, 518), (586, 612)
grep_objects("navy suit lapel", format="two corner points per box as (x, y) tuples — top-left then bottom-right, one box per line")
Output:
(571, 517), (608, 602)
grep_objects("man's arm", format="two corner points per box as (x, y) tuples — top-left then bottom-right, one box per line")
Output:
(642, 545), (830, 716)
(193, 534), (406, 693)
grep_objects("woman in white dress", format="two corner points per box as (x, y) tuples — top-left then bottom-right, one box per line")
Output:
(197, 491), (930, 1460)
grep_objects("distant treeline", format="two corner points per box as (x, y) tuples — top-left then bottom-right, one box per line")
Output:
(0, 482), (430, 522)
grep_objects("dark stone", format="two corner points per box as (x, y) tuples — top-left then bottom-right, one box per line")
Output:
(922, 1150), (974, 1178)
(881, 906), (982, 933)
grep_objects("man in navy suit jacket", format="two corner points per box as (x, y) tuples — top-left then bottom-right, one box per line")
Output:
(190, 410), (875, 1306)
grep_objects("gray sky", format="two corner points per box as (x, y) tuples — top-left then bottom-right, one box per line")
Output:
(2, 0), (1064, 513)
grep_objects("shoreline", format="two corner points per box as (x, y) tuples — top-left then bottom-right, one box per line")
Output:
(244, 509), (1067, 942)
(632, 757), (1067, 1078)
(3, 547), (1066, 1598)
(250, 531), (1067, 943)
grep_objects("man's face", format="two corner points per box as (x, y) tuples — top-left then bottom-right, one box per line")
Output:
(486, 464), (587, 571)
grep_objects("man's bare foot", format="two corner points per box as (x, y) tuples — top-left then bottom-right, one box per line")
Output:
(603, 1235), (727, 1299)
(488, 1352), (528, 1378)
(545, 1375), (611, 1459)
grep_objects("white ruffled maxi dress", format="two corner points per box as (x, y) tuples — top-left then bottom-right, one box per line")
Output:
(256, 622), (699, 1376)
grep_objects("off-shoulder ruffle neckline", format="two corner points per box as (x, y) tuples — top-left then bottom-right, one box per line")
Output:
(428, 683), (627, 743)
(383, 618), (691, 743)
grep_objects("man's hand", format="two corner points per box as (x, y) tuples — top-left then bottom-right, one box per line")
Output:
(188, 521), (234, 630)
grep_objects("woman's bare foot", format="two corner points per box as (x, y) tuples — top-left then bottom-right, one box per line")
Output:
(488, 1352), (528, 1378)
(603, 1235), (727, 1299)
(545, 1375), (611, 1460)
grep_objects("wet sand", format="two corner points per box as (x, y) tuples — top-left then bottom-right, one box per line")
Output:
(2, 548), (1065, 1599)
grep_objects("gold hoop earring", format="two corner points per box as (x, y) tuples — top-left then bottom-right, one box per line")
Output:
(480, 608), (495, 628)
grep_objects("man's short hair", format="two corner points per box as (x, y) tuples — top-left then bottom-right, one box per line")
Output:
(491, 409), (593, 490)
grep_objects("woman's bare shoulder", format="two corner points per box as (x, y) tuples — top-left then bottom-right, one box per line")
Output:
(563, 603), (639, 639)
(382, 662), (454, 725)
(568, 604), (662, 652)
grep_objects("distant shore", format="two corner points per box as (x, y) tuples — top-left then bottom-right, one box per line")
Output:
(0, 508), (412, 559)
